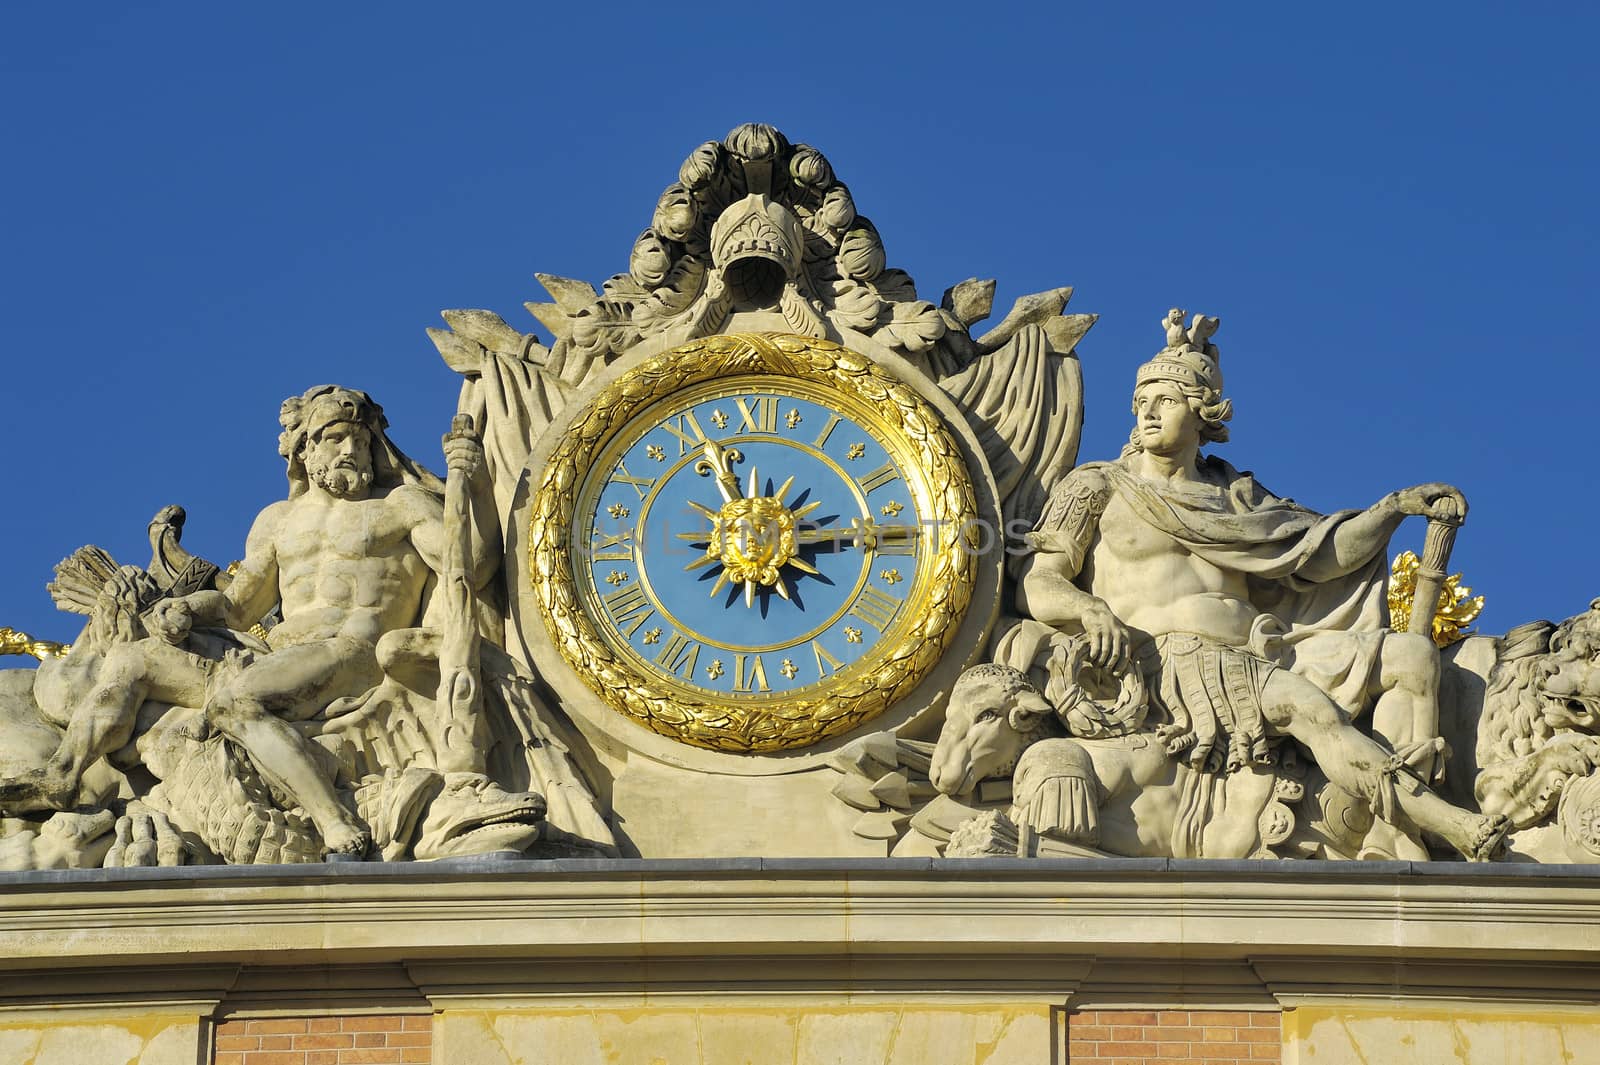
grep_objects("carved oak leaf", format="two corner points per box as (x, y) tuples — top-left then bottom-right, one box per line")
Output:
(634, 258), (710, 337)
(600, 273), (650, 300)
(882, 300), (948, 355)
(829, 281), (885, 332)
(872, 269), (919, 303)
(568, 299), (639, 363)
(801, 228), (838, 268)
(838, 225), (887, 282)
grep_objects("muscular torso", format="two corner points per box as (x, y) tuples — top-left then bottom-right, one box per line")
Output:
(264, 489), (434, 648)
(1085, 486), (1259, 646)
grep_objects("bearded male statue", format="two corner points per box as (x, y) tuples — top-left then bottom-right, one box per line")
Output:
(4, 386), (499, 857)
(1010, 318), (1508, 861)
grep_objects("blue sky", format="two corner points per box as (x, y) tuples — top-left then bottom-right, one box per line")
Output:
(3, 3), (1596, 644)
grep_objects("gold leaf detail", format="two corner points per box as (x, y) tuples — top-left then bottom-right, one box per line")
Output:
(1388, 549), (1485, 647)
(0, 627), (68, 660)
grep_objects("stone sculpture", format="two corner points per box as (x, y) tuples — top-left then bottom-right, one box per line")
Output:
(0, 387), (613, 868)
(929, 660), (1316, 859)
(6, 122), (1600, 869)
(1446, 601), (1600, 861)
(923, 317), (1508, 861)
(427, 122), (1094, 542)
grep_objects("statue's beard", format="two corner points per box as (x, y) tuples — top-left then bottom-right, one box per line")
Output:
(307, 457), (373, 499)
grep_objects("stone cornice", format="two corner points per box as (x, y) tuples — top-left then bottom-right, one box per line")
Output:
(1, 859), (1596, 985)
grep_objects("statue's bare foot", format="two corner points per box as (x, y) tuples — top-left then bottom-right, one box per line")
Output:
(0, 768), (78, 813)
(1464, 813), (1510, 863)
(321, 819), (371, 859)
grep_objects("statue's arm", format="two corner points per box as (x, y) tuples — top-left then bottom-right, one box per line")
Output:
(151, 504), (281, 641)
(408, 490), (450, 577)
(409, 490), (501, 589)
(1301, 500), (1406, 581)
(462, 449), (502, 586)
(1014, 472), (1129, 668)
(1016, 554), (1131, 669)
(215, 504), (284, 626)
(1014, 469), (1108, 624)
(1302, 483), (1466, 581)
(1016, 551), (1102, 628)
(412, 428), (501, 588)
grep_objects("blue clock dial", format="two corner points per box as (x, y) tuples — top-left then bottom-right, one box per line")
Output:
(573, 375), (927, 700)
(533, 332), (981, 752)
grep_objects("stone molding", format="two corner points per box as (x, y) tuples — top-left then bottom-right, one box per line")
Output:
(0, 860), (1596, 1015)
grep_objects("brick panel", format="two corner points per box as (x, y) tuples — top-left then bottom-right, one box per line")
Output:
(1069, 1009), (1280, 1064)
(214, 1015), (432, 1065)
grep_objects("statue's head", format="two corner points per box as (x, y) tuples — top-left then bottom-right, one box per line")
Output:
(278, 385), (383, 500)
(1127, 347), (1232, 454)
(930, 664), (1056, 796)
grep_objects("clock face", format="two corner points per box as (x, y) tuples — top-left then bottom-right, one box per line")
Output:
(530, 333), (978, 753)
(577, 374), (925, 699)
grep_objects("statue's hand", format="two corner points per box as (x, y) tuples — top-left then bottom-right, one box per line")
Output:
(1391, 483), (1468, 524)
(1080, 598), (1131, 669)
(442, 414), (483, 479)
(149, 596), (194, 645)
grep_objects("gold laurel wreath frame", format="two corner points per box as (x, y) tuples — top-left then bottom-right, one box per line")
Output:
(529, 333), (979, 752)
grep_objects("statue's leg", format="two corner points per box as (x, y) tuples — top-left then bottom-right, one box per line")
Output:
(1368, 631), (1447, 779)
(1262, 668), (1505, 861)
(56, 641), (207, 779)
(374, 628), (440, 692)
(3, 642), (204, 810)
(208, 640), (379, 856)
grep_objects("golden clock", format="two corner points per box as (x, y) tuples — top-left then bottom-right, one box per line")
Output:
(529, 333), (978, 752)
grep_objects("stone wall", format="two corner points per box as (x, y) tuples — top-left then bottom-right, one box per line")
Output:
(1282, 1005), (1600, 1064)
(0, 1014), (203, 1065)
